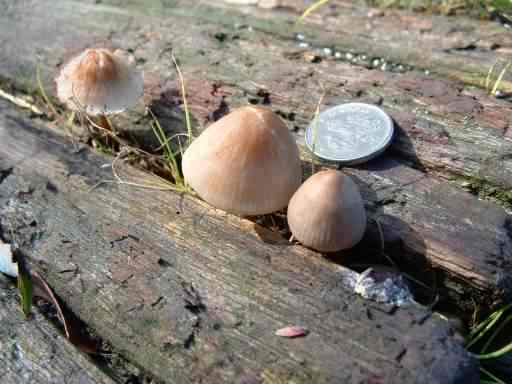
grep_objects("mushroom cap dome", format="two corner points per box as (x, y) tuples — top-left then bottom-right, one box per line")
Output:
(56, 48), (143, 115)
(287, 170), (366, 252)
(182, 106), (302, 215)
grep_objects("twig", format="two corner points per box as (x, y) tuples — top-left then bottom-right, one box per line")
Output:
(0, 88), (43, 115)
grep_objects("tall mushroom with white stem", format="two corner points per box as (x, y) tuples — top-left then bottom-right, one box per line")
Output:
(55, 48), (143, 133)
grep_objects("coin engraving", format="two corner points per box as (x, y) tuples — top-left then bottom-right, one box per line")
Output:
(306, 103), (394, 164)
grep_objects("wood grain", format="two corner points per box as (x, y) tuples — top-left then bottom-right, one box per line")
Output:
(1, 0), (512, 190)
(0, 276), (114, 384)
(0, 99), (478, 383)
(0, 0), (510, 304)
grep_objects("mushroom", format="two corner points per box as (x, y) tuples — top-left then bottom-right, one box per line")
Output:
(55, 48), (143, 129)
(182, 106), (302, 215)
(287, 170), (366, 252)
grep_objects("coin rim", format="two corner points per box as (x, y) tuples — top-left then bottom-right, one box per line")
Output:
(305, 102), (394, 164)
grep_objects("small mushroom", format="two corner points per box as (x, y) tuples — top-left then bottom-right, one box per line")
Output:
(287, 170), (366, 252)
(182, 106), (302, 215)
(55, 48), (143, 130)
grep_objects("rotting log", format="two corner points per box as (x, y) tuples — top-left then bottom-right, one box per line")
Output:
(0, 0), (511, 303)
(0, 275), (115, 384)
(211, 0), (512, 91)
(1, 0), (512, 191)
(0, 99), (480, 383)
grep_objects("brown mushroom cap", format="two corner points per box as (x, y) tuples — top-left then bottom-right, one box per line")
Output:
(287, 170), (366, 252)
(55, 48), (143, 115)
(182, 106), (302, 215)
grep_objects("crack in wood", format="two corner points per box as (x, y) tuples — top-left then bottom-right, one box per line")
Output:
(0, 166), (13, 184)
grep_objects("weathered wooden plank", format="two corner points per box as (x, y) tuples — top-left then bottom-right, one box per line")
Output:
(0, 275), (115, 384)
(211, 0), (512, 91)
(1, 0), (512, 192)
(340, 157), (512, 302)
(0, 100), (478, 383)
(0, 0), (511, 302)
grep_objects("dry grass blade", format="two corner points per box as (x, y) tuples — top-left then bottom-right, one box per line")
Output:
(31, 270), (71, 339)
(309, 85), (326, 175)
(31, 270), (99, 354)
(298, 0), (330, 22)
(0, 87), (43, 115)
(485, 62), (497, 91)
(491, 61), (511, 96)
(171, 53), (193, 146)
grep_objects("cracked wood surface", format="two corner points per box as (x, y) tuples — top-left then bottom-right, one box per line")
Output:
(1, 0), (512, 191)
(0, 0), (510, 300)
(1, 0), (512, 190)
(0, 2), (511, 381)
(213, 0), (512, 91)
(0, 98), (479, 383)
(0, 276), (115, 384)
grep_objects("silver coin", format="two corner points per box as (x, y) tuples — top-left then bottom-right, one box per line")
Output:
(305, 103), (394, 164)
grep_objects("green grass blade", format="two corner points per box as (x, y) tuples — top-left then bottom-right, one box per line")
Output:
(17, 257), (33, 318)
(468, 310), (499, 340)
(480, 366), (506, 384)
(148, 108), (184, 186)
(466, 304), (512, 348)
(36, 64), (58, 116)
(476, 340), (512, 360)
(481, 314), (512, 353)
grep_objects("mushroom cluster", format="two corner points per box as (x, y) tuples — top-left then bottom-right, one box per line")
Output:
(55, 47), (366, 253)
(182, 106), (366, 252)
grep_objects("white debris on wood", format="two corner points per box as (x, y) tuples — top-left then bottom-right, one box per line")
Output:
(0, 241), (18, 277)
(343, 267), (413, 307)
